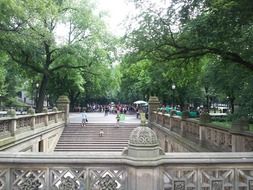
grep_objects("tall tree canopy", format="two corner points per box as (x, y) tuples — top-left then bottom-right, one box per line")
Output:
(0, 0), (116, 112)
(127, 0), (253, 70)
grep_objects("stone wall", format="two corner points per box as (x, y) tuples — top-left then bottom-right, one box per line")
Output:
(0, 152), (252, 190)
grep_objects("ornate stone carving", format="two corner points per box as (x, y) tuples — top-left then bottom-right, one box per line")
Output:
(0, 121), (10, 133)
(20, 173), (41, 190)
(200, 169), (233, 189)
(174, 180), (185, 190)
(98, 174), (117, 190)
(50, 168), (86, 190)
(89, 168), (126, 190)
(58, 176), (79, 190)
(129, 126), (158, 146)
(0, 180), (3, 188)
(212, 180), (223, 190)
(164, 169), (197, 189)
(249, 180), (253, 189)
(17, 118), (31, 129)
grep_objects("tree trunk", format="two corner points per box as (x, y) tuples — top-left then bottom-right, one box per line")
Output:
(36, 74), (49, 113)
(206, 95), (209, 112)
(230, 97), (235, 113)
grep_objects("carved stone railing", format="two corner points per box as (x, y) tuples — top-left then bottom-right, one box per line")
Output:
(151, 111), (253, 152)
(0, 111), (65, 151)
(0, 152), (252, 190)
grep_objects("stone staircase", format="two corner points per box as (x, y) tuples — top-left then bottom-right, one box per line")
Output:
(54, 123), (137, 152)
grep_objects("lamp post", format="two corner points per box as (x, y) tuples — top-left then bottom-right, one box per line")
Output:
(35, 83), (39, 108)
(226, 96), (229, 113)
(47, 95), (50, 107)
(171, 84), (176, 109)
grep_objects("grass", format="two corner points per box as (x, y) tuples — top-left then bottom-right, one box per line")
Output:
(211, 121), (253, 132)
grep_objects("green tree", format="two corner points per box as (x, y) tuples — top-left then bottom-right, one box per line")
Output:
(0, 0), (112, 112)
(127, 0), (253, 70)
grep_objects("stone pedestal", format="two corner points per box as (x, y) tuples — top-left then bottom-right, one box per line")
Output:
(199, 125), (207, 145)
(232, 133), (245, 152)
(148, 96), (160, 125)
(56, 96), (70, 126)
(180, 120), (186, 137)
(122, 125), (164, 190)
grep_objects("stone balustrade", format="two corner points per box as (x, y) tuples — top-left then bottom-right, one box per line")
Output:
(0, 152), (252, 190)
(0, 111), (65, 152)
(150, 111), (253, 152)
(0, 111), (64, 137)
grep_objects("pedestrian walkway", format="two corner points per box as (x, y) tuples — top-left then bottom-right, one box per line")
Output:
(69, 112), (140, 124)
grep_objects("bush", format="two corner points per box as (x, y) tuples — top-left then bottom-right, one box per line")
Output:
(182, 111), (189, 119)
(170, 110), (177, 116)
(200, 112), (211, 123)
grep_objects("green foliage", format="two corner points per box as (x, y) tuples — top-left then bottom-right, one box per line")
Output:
(0, 0), (119, 110)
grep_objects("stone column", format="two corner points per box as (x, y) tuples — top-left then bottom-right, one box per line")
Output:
(56, 95), (70, 126)
(148, 96), (160, 125)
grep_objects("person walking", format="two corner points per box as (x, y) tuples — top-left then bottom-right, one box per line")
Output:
(81, 111), (88, 127)
(115, 113), (120, 128)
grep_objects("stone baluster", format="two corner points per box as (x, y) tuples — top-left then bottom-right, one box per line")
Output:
(52, 107), (58, 123)
(43, 108), (48, 126)
(148, 96), (160, 126)
(180, 119), (186, 137)
(199, 125), (207, 145)
(56, 96), (70, 126)
(28, 107), (36, 130)
(232, 132), (245, 152)
(7, 109), (16, 136)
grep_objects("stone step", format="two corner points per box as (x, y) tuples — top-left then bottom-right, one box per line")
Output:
(54, 123), (136, 152)
(54, 148), (124, 152)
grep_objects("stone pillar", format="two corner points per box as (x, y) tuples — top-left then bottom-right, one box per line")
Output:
(56, 95), (70, 126)
(148, 96), (160, 125)
(31, 116), (36, 130)
(7, 109), (16, 136)
(28, 107), (36, 130)
(122, 125), (164, 190)
(199, 125), (207, 145)
(43, 108), (48, 126)
(232, 133), (245, 152)
(180, 120), (186, 137)
(52, 107), (58, 123)
(169, 117), (174, 130)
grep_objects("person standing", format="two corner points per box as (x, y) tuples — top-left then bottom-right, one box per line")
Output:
(81, 111), (88, 127)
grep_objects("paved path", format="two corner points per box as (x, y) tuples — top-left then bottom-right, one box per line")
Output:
(69, 112), (140, 124)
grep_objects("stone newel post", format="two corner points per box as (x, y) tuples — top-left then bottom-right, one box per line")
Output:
(148, 96), (160, 124)
(122, 125), (164, 190)
(56, 96), (70, 126)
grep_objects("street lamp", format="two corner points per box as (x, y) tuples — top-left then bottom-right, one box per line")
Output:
(47, 95), (50, 107)
(226, 96), (229, 113)
(35, 83), (39, 107)
(171, 84), (176, 109)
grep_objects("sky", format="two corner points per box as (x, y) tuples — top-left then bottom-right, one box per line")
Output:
(96, 0), (135, 37)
